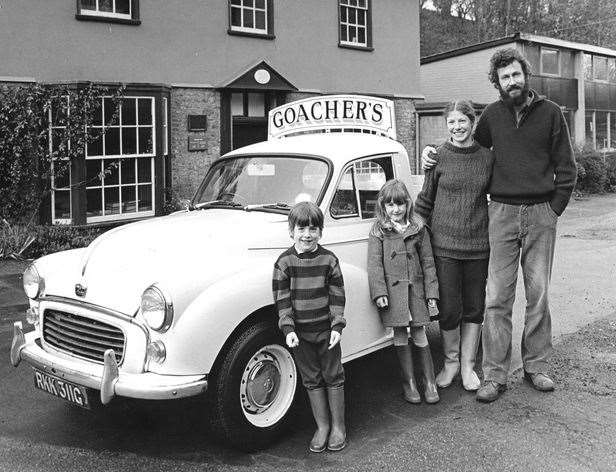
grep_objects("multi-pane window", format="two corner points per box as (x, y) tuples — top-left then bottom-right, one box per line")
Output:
(79, 0), (133, 19)
(49, 97), (71, 223)
(585, 110), (616, 150)
(229, 0), (270, 35)
(584, 54), (616, 83)
(85, 97), (155, 221)
(339, 0), (371, 49)
(540, 48), (560, 76)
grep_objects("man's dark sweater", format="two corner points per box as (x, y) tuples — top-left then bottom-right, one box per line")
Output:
(415, 140), (494, 260)
(474, 90), (576, 215)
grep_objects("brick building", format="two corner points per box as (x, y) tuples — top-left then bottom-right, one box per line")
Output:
(0, 0), (422, 225)
(417, 32), (616, 156)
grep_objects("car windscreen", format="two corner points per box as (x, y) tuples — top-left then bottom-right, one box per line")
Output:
(192, 156), (330, 209)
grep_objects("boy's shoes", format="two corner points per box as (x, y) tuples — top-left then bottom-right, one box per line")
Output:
(327, 431), (347, 451)
(524, 371), (555, 391)
(476, 380), (507, 403)
(309, 428), (329, 453)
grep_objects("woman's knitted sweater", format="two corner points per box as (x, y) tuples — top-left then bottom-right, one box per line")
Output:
(414, 140), (494, 260)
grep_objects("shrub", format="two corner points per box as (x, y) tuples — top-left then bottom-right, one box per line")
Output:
(0, 222), (109, 260)
(0, 219), (36, 259)
(605, 153), (616, 192)
(23, 225), (109, 259)
(574, 146), (608, 194)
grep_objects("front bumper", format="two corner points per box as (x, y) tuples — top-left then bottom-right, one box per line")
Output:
(11, 322), (208, 403)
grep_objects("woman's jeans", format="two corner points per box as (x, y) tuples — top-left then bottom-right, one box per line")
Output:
(482, 201), (557, 385)
(435, 256), (489, 331)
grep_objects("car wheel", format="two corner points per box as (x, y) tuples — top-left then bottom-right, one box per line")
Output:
(209, 320), (299, 451)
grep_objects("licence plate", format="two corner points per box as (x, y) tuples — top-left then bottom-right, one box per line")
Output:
(33, 369), (90, 409)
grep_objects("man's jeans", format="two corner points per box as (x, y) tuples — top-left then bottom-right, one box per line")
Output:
(482, 201), (557, 384)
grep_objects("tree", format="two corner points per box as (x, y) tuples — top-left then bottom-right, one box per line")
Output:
(0, 83), (124, 224)
(421, 0), (616, 56)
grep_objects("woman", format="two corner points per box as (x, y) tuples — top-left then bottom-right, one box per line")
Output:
(414, 100), (494, 391)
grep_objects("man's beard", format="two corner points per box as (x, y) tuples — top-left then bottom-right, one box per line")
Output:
(499, 81), (530, 107)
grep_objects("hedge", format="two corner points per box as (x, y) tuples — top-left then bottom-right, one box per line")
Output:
(574, 147), (616, 194)
(1, 220), (109, 260)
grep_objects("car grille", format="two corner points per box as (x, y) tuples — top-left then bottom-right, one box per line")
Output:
(42, 309), (125, 364)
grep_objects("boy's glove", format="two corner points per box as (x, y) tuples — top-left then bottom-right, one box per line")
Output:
(427, 298), (440, 321)
(375, 296), (389, 311)
(286, 332), (299, 348)
(328, 330), (341, 350)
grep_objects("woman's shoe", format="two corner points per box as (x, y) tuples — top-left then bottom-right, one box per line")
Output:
(460, 323), (482, 391)
(436, 328), (460, 388)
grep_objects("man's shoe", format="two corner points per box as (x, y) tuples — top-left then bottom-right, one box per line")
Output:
(476, 381), (506, 403)
(524, 371), (555, 392)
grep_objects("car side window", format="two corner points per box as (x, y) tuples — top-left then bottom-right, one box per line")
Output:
(330, 155), (394, 219)
(330, 167), (359, 218)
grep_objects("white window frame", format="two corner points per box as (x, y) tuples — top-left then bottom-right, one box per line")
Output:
(80, 0), (132, 19)
(229, 0), (268, 35)
(85, 96), (156, 223)
(540, 47), (560, 77)
(339, 0), (369, 48)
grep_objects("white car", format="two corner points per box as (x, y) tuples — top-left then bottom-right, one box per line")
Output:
(11, 95), (421, 450)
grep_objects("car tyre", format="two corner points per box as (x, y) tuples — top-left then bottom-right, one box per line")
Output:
(209, 320), (299, 451)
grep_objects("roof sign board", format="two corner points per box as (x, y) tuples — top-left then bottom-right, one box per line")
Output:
(268, 95), (397, 140)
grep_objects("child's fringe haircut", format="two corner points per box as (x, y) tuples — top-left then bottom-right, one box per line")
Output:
(288, 201), (324, 231)
(370, 179), (422, 238)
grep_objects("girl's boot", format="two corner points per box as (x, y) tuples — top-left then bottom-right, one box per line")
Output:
(395, 344), (421, 403)
(460, 323), (482, 391)
(326, 386), (347, 451)
(417, 345), (440, 403)
(306, 388), (330, 453)
(436, 328), (460, 388)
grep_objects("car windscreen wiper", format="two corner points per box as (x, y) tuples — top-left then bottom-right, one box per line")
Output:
(191, 200), (244, 210)
(243, 202), (291, 212)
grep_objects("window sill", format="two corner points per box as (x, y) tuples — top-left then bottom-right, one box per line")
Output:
(338, 43), (374, 52)
(227, 29), (275, 40)
(75, 14), (141, 26)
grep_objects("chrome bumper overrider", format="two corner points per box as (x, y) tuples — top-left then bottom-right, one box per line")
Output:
(11, 322), (208, 404)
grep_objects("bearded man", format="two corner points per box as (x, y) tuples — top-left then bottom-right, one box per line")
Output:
(422, 48), (577, 402)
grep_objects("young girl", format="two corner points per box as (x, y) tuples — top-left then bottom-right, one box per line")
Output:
(415, 100), (494, 392)
(368, 179), (440, 404)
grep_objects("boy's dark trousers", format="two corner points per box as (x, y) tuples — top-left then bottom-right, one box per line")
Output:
(293, 329), (344, 390)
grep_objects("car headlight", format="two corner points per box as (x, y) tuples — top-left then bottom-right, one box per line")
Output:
(140, 284), (173, 332)
(23, 264), (44, 299)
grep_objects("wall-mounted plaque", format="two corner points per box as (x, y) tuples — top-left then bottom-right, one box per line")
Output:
(188, 136), (207, 151)
(188, 114), (207, 131)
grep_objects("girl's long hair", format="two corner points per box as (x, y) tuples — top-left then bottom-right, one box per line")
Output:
(370, 179), (422, 238)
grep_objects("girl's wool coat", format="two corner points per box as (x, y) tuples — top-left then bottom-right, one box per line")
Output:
(368, 224), (439, 327)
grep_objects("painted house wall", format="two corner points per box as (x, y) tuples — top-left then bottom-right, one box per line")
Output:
(0, 0), (420, 97)
(420, 43), (519, 103)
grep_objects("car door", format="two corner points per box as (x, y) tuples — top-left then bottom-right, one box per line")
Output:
(321, 154), (396, 362)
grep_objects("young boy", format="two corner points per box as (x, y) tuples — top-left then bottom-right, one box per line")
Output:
(272, 201), (347, 453)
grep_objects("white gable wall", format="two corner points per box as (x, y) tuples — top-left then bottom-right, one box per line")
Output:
(420, 43), (521, 104)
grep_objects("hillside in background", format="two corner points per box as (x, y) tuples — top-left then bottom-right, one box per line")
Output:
(420, 0), (616, 58)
